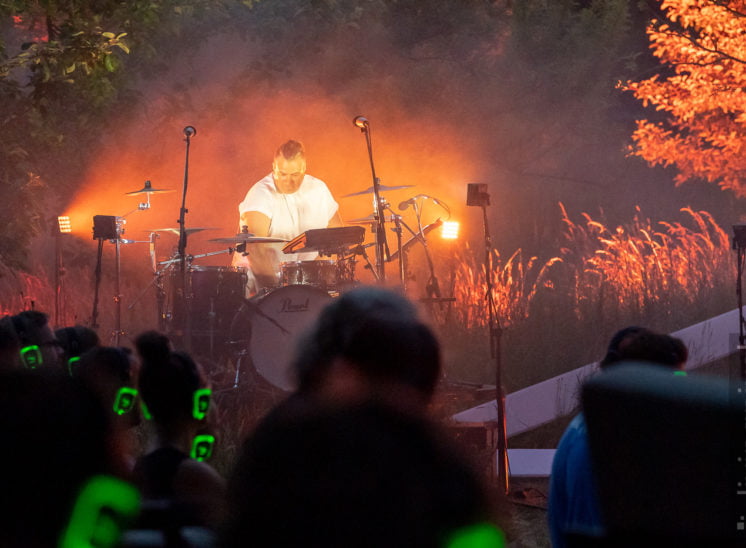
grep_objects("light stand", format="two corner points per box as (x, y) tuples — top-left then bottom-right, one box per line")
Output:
(353, 116), (389, 281)
(91, 215), (118, 333)
(732, 225), (746, 381)
(54, 215), (72, 326)
(467, 182), (510, 495)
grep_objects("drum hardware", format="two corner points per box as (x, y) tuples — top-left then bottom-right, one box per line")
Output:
(208, 234), (290, 244)
(90, 179), (167, 345)
(386, 218), (443, 263)
(347, 214), (396, 224)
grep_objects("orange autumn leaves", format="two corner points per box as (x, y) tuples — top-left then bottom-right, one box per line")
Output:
(621, 0), (746, 195)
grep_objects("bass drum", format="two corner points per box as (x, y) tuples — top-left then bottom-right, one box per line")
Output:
(237, 285), (332, 391)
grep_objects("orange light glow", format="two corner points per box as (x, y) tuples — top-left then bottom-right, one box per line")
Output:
(441, 221), (459, 240)
(62, 92), (481, 268)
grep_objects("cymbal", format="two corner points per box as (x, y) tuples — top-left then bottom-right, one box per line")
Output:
(125, 181), (174, 195)
(347, 214), (396, 224)
(208, 234), (289, 244)
(342, 184), (414, 197)
(147, 227), (217, 235)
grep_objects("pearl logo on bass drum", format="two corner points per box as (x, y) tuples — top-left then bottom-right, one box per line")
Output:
(279, 297), (311, 313)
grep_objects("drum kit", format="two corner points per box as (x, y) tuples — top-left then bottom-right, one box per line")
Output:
(109, 175), (448, 393)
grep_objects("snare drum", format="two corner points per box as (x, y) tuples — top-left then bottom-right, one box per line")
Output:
(280, 260), (338, 290)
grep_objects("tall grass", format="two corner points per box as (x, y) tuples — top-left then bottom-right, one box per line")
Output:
(444, 204), (734, 388)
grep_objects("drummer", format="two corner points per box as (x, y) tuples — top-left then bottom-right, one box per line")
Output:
(233, 139), (343, 293)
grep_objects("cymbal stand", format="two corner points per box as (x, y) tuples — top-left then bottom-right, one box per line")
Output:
(354, 118), (389, 281)
(389, 212), (405, 291)
(353, 243), (378, 281)
(412, 202), (442, 301)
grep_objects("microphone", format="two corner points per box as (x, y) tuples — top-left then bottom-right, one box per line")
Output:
(398, 194), (427, 210)
(183, 126), (197, 137)
(353, 116), (369, 129)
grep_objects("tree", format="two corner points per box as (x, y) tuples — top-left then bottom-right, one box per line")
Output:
(622, 0), (746, 196)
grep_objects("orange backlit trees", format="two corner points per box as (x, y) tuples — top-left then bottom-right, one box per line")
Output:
(622, 0), (746, 195)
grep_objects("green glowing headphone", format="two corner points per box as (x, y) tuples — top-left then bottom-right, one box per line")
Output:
(113, 387), (138, 416)
(446, 523), (505, 548)
(19, 345), (43, 369)
(58, 475), (140, 548)
(192, 388), (212, 420)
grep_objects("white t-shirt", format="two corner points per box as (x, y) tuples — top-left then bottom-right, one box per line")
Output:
(233, 173), (339, 285)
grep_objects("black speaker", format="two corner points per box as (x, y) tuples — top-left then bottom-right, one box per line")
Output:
(92, 215), (118, 240)
(466, 183), (489, 207)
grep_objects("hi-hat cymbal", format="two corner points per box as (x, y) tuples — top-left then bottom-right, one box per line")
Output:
(347, 214), (397, 224)
(146, 227), (217, 235)
(125, 181), (174, 195)
(209, 234), (289, 244)
(342, 184), (414, 197)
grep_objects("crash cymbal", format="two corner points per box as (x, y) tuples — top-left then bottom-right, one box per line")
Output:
(342, 184), (414, 197)
(125, 180), (174, 195)
(347, 214), (396, 224)
(147, 227), (217, 235)
(208, 234), (289, 244)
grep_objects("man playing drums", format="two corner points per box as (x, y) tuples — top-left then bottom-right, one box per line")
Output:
(234, 140), (343, 293)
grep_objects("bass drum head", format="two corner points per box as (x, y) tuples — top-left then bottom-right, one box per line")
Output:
(249, 285), (332, 391)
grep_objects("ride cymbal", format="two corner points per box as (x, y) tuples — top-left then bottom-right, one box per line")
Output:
(342, 184), (414, 197)
(147, 227), (217, 235)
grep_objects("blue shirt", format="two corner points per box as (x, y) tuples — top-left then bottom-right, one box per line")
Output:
(547, 413), (604, 547)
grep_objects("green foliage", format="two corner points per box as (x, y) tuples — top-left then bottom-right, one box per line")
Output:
(0, 0), (247, 269)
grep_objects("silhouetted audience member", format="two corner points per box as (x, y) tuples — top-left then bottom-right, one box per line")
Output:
(223, 287), (503, 548)
(9, 310), (63, 369)
(225, 399), (500, 548)
(0, 368), (136, 547)
(548, 326), (688, 547)
(133, 331), (225, 529)
(0, 315), (21, 370)
(56, 324), (101, 373)
(76, 346), (142, 469)
(292, 285), (442, 410)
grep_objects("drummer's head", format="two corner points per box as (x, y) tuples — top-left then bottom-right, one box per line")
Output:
(272, 140), (307, 194)
(292, 286), (441, 409)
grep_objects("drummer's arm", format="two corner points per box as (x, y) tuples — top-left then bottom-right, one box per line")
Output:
(240, 211), (277, 284)
(328, 211), (343, 228)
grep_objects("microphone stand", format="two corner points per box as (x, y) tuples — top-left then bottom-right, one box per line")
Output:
(355, 118), (388, 281)
(177, 126), (196, 351)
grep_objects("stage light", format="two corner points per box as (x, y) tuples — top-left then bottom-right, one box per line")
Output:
(57, 216), (72, 234)
(441, 221), (459, 240)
